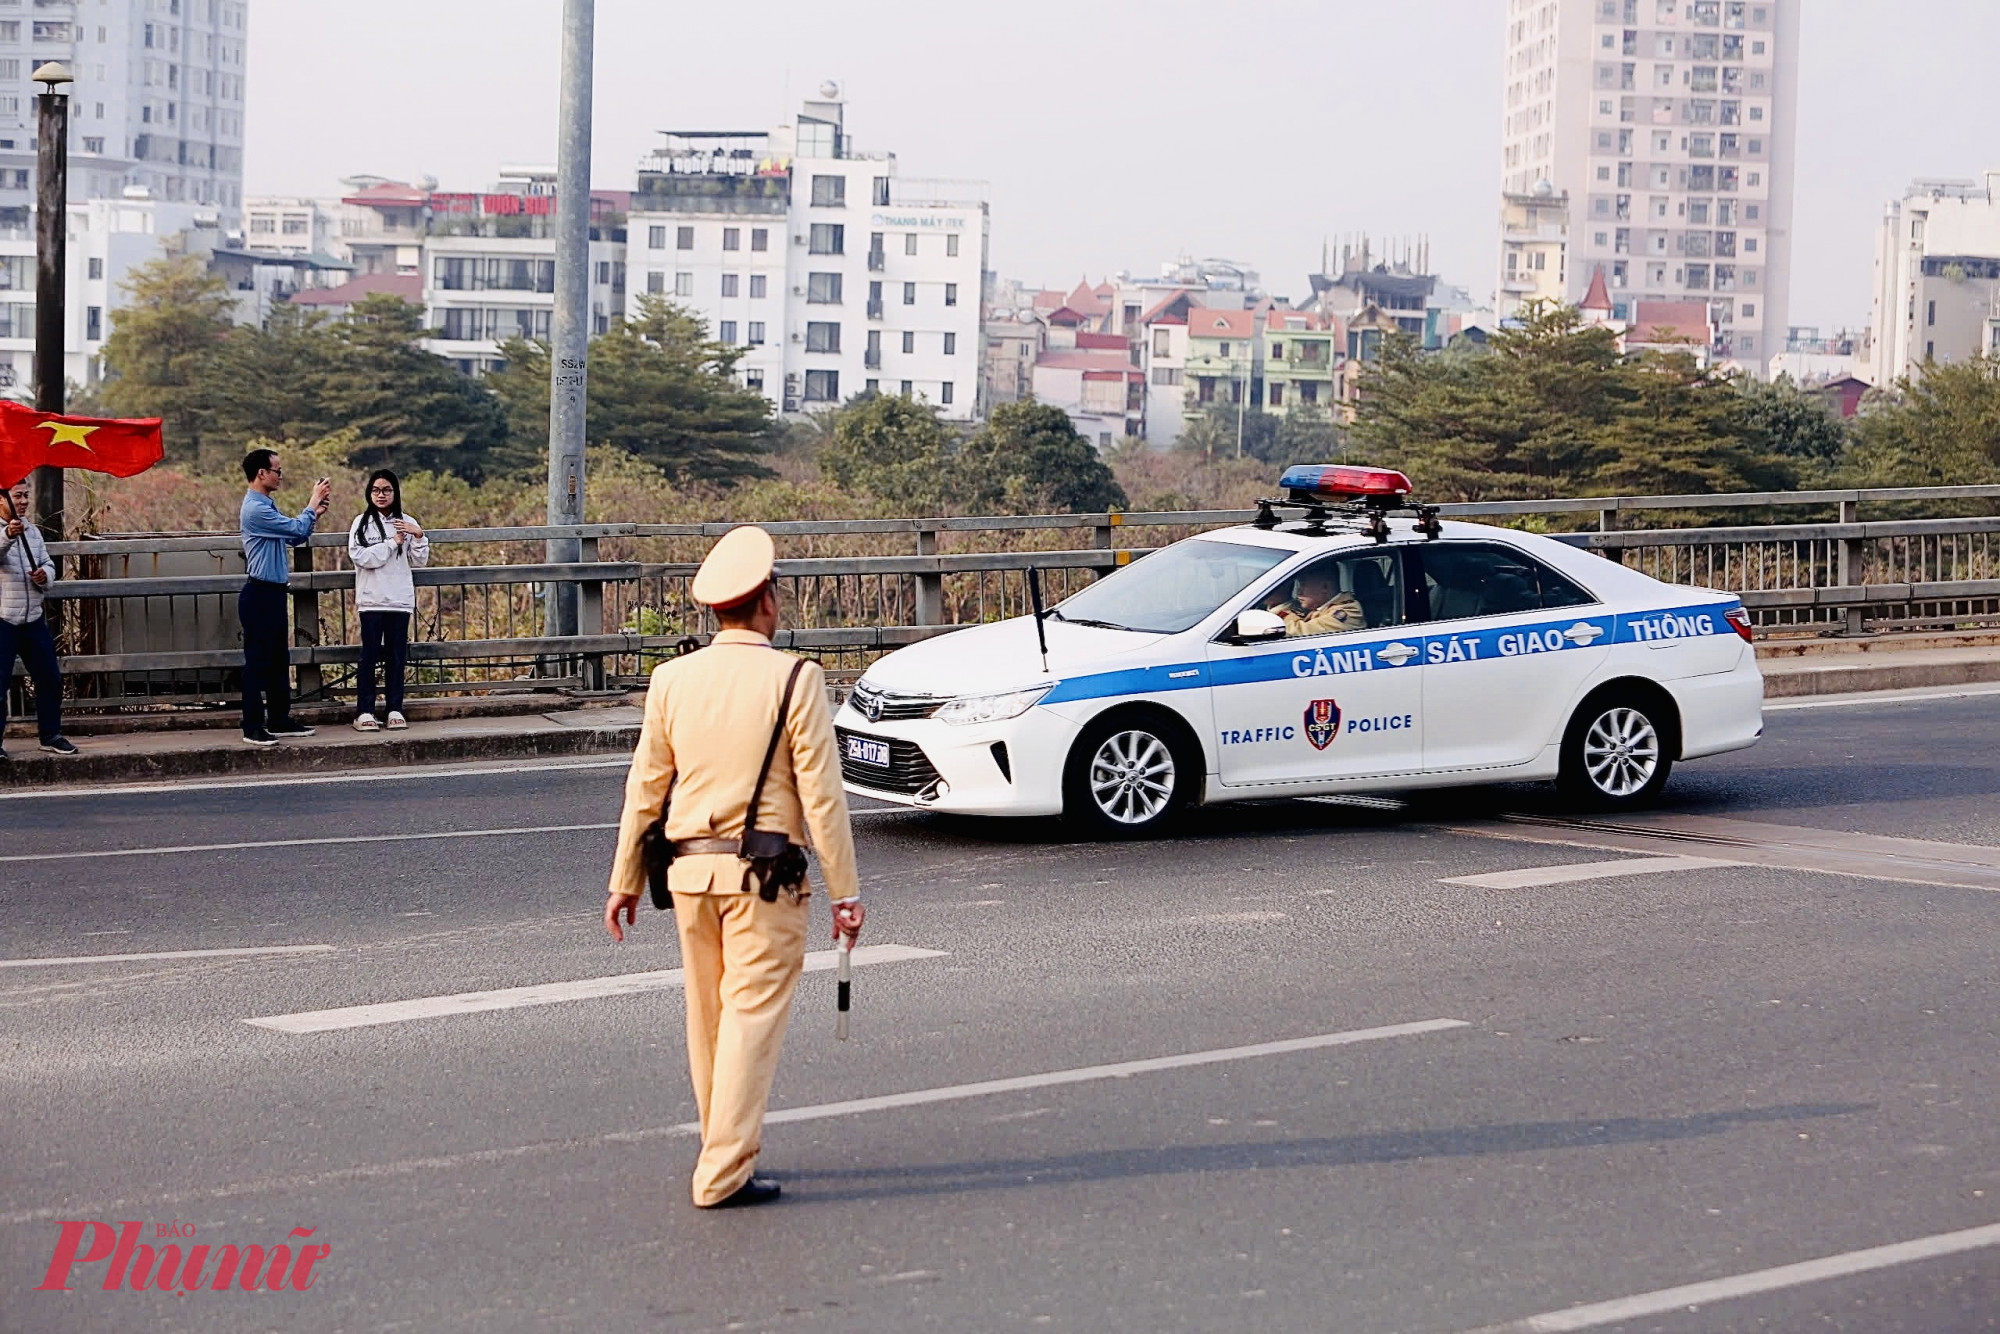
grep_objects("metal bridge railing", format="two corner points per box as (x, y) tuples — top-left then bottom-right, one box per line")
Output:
(10, 483), (2000, 719)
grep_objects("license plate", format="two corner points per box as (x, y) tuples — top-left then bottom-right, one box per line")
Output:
(845, 736), (891, 768)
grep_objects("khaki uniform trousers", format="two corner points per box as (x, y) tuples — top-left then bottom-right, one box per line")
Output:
(671, 880), (810, 1206)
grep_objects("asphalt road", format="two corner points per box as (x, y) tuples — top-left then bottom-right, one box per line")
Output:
(2, 687), (1998, 1333)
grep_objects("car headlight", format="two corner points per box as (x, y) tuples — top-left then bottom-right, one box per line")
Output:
(934, 684), (1054, 726)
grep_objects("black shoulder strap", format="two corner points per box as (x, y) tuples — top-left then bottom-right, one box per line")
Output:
(743, 657), (807, 840)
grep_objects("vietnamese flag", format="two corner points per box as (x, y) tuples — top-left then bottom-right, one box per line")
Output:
(0, 399), (165, 488)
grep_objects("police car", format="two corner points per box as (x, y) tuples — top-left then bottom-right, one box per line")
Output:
(835, 465), (1762, 835)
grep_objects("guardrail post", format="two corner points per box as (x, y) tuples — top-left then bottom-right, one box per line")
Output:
(1837, 497), (1866, 636)
(1092, 512), (1120, 579)
(290, 543), (323, 701)
(915, 525), (943, 626)
(577, 534), (605, 688)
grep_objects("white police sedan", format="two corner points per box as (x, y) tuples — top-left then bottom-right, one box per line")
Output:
(835, 466), (1763, 836)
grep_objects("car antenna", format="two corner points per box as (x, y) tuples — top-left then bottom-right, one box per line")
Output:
(1027, 566), (1051, 674)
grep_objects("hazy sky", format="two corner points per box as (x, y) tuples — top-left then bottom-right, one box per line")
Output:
(246, 0), (2000, 330)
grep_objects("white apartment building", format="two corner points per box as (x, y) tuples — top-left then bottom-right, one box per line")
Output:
(625, 90), (988, 420)
(0, 0), (248, 229)
(1865, 174), (2000, 387)
(422, 229), (626, 375)
(243, 196), (340, 258)
(1499, 0), (1797, 370)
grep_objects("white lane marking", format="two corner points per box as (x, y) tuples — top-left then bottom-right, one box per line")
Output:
(1463, 1219), (2000, 1333)
(0, 756), (634, 801)
(1442, 855), (1738, 890)
(0, 823), (620, 864)
(0, 1017), (1468, 1225)
(1766, 681), (2000, 711)
(0, 945), (335, 970)
(246, 943), (948, 1033)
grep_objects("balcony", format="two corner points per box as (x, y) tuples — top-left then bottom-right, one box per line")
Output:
(866, 297), (884, 320)
(864, 348), (882, 370)
(867, 248), (885, 272)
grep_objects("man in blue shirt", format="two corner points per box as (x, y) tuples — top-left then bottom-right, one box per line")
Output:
(239, 448), (330, 746)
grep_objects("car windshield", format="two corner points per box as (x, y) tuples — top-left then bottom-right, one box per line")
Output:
(1053, 538), (1291, 634)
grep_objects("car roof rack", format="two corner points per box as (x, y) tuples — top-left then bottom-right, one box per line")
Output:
(1250, 496), (1443, 544)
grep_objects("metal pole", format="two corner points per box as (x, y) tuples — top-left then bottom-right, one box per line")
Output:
(545, 0), (594, 638)
(31, 69), (69, 553)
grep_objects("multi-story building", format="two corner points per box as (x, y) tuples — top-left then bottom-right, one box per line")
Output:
(625, 90), (988, 420)
(243, 196), (341, 259)
(1499, 0), (1797, 370)
(0, 0), (248, 228)
(982, 310), (1042, 408)
(1260, 309), (1339, 414)
(1183, 307), (1260, 423)
(423, 227), (626, 376)
(1865, 174), (2000, 386)
(1499, 187), (1571, 317)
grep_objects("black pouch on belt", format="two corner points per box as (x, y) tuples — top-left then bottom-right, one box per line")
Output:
(741, 659), (810, 904)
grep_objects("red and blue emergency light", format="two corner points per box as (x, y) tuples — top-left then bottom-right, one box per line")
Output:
(1279, 464), (1415, 504)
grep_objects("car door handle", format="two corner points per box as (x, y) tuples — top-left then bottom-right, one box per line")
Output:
(1377, 641), (1419, 666)
(1563, 622), (1605, 645)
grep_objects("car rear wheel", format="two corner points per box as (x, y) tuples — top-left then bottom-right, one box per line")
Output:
(1559, 692), (1674, 810)
(1064, 714), (1194, 838)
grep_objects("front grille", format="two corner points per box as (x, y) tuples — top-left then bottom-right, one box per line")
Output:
(836, 726), (943, 796)
(849, 681), (946, 722)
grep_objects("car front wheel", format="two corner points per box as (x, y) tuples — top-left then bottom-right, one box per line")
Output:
(1064, 714), (1194, 837)
(1559, 692), (1674, 810)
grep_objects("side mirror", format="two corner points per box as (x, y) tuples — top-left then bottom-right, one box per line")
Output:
(1232, 608), (1287, 643)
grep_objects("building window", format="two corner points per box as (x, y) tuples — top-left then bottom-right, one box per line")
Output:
(872, 176), (890, 206)
(900, 380), (913, 397)
(803, 369), (839, 402)
(595, 260), (610, 284)
(746, 368), (764, 391)
(946, 233), (960, 257)
(943, 332), (956, 355)
(676, 226), (694, 250)
(722, 227), (740, 251)
(810, 174), (846, 207)
(86, 306), (101, 340)
(940, 382), (954, 405)
(901, 330), (915, 354)
(808, 223), (844, 255)
(87, 257), (103, 280)
(719, 320), (738, 344)
(721, 273), (739, 298)
(646, 225), (665, 249)
(904, 233), (918, 256)
(1268, 382), (1284, 407)
(1927, 300), (1936, 327)
(646, 271), (664, 294)
(807, 272), (843, 304)
(944, 283), (958, 306)
(1742, 303), (1755, 317)
(806, 321), (841, 353)
(667, 272), (689, 296)
(751, 228), (769, 252)
(747, 321), (766, 345)
(902, 282), (916, 305)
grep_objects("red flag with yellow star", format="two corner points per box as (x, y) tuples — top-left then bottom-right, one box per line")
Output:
(0, 399), (165, 488)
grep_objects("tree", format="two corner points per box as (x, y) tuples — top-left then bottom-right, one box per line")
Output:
(815, 392), (955, 511)
(1736, 373), (1850, 475)
(488, 294), (776, 484)
(1844, 355), (2000, 487)
(963, 401), (1128, 513)
(195, 304), (336, 453)
(302, 294), (507, 481)
(96, 254), (237, 465)
(1591, 352), (1796, 495)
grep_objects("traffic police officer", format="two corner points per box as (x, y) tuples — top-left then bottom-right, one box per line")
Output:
(605, 525), (864, 1209)
(1275, 568), (1367, 637)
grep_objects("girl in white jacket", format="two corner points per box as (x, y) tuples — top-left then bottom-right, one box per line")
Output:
(348, 469), (430, 730)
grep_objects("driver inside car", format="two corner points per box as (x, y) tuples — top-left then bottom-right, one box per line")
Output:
(1268, 568), (1366, 637)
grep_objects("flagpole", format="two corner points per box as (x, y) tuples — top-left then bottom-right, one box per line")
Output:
(31, 62), (70, 566)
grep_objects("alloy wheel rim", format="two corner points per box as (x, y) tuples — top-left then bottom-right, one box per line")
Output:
(1582, 707), (1660, 797)
(1088, 730), (1176, 824)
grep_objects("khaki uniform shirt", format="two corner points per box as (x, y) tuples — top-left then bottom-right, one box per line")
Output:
(607, 629), (860, 901)
(1282, 592), (1366, 638)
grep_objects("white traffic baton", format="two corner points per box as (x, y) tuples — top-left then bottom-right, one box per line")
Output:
(836, 933), (853, 1041)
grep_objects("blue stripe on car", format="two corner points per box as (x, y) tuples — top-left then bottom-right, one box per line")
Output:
(1037, 600), (1738, 707)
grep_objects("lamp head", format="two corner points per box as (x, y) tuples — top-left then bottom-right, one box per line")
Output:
(32, 62), (74, 91)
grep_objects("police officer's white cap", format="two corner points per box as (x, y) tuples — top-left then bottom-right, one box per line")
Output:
(691, 525), (776, 609)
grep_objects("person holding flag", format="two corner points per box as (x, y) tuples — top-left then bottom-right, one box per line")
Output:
(0, 398), (165, 761)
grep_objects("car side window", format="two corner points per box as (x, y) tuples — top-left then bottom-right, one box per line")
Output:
(1412, 543), (1598, 622)
(1256, 550), (1403, 639)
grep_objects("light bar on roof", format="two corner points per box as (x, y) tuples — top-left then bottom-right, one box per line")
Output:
(1279, 464), (1415, 503)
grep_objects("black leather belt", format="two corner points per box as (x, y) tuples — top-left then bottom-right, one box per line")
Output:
(673, 838), (741, 856)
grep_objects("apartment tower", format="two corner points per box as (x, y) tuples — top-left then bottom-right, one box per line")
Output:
(1499, 0), (1797, 370)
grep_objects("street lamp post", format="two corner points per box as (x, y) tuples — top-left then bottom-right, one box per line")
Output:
(30, 61), (70, 555)
(545, 0), (593, 638)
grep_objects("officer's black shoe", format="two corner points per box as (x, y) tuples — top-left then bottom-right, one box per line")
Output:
(702, 1177), (781, 1209)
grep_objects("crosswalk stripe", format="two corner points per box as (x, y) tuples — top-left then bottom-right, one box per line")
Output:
(243, 943), (948, 1034)
(1442, 855), (1738, 890)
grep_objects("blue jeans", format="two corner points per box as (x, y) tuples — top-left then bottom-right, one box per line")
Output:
(0, 614), (63, 744)
(238, 579), (293, 735)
